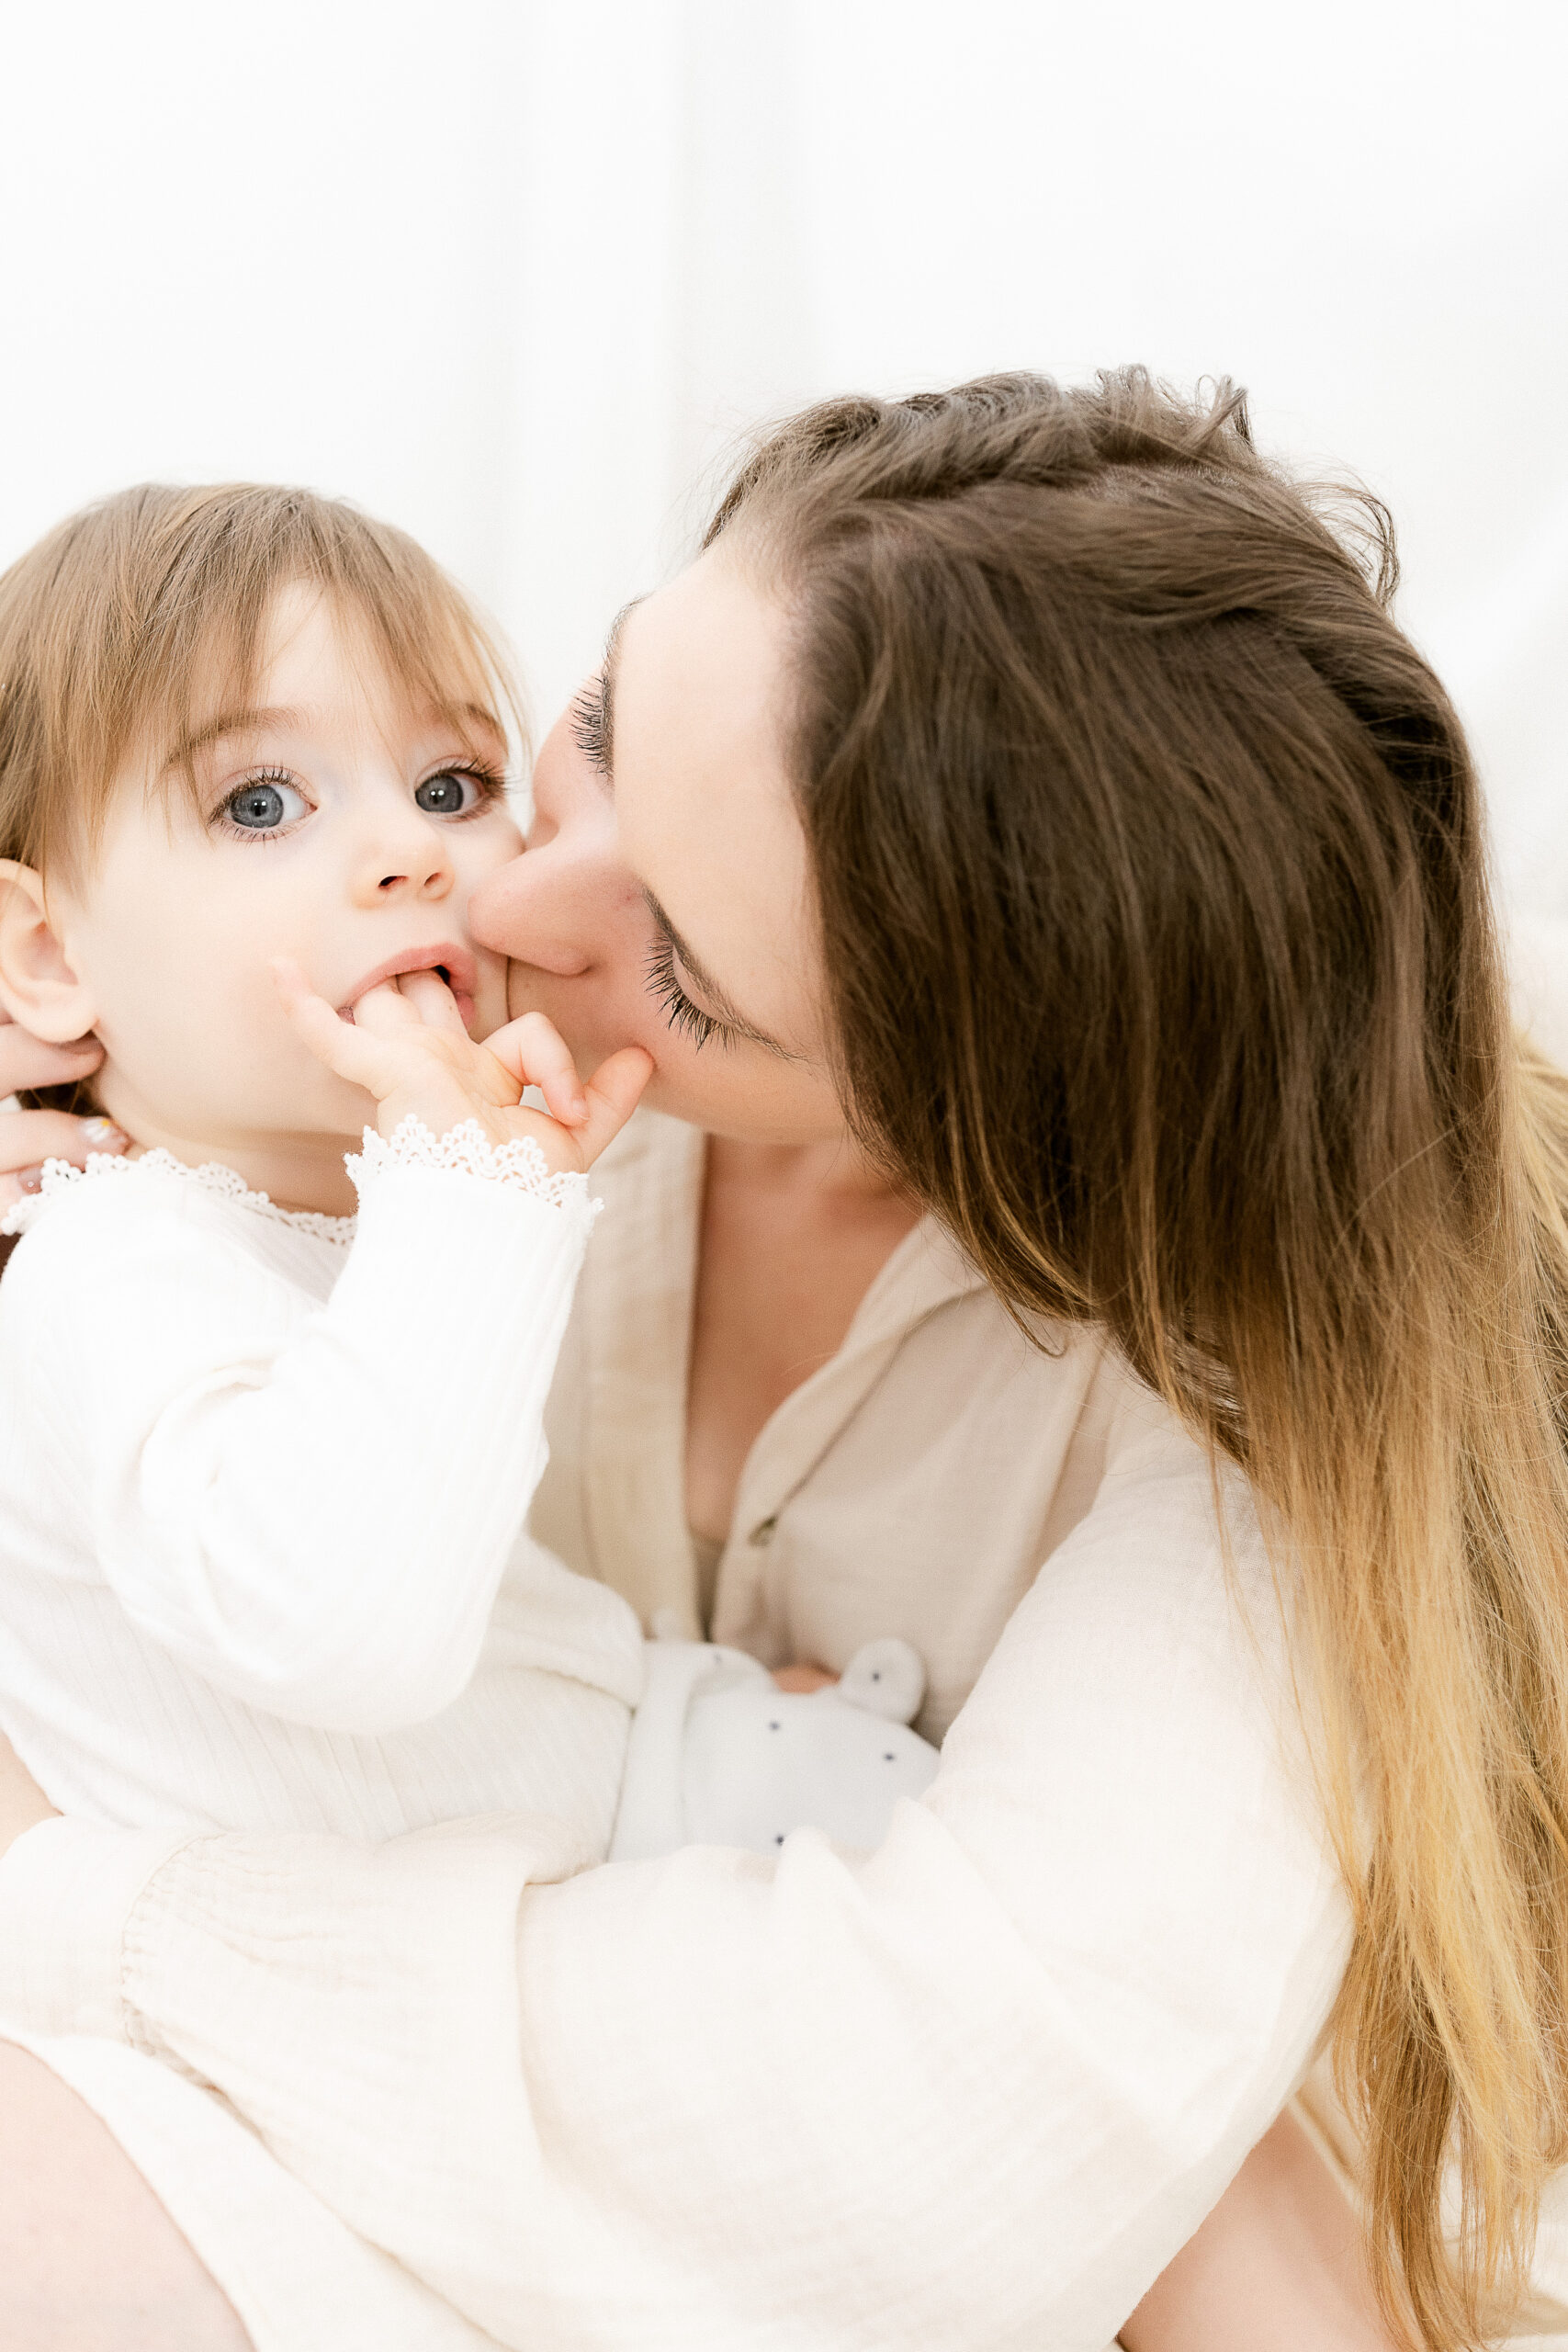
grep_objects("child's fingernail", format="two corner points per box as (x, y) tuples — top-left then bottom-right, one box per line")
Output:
(15, 1164), (45, 1195)
(80, 1119), (129, 1150)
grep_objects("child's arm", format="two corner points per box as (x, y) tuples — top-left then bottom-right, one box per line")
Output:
(15, 981), (649, 1735)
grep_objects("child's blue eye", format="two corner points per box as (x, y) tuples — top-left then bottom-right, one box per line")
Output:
(224, 777), (309, 831)
(414, 770), (482, 817)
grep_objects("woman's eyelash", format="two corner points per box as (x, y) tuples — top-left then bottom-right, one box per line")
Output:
(570, 681), (610, 773)
(644, 927), (730, 1052)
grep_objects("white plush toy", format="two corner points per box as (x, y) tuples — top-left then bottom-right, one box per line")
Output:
(610, 1632), (941, 1862)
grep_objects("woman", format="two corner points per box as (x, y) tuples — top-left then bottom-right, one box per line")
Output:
(1, 368), (1563, 2350)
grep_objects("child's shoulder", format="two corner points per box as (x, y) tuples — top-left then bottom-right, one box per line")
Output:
(1, 1149), (354, 1302)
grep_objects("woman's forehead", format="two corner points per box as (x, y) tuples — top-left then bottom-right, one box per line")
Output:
(613, 553), (785, 796)
(613, 557), (825, 1060)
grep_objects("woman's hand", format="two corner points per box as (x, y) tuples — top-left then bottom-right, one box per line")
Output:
(275, 961), (653, 1175)
(0, 1015), (125, 1215)
(0, 1732), (57, 1858)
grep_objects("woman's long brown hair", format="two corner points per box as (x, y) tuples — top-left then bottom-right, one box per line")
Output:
(710, 370), (1568, 2348)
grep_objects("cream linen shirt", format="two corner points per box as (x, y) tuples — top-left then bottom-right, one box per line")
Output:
(0, 1104), (1368, 2352)
(535, 1109), (1149, 1739)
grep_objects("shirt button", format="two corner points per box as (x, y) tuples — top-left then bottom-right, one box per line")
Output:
(749, 1515), (778, 1547)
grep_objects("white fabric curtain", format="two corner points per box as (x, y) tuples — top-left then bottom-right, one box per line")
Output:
(3, 0), (1563, 912)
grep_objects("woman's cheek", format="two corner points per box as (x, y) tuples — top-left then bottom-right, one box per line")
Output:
(502, 959), (647, 1060)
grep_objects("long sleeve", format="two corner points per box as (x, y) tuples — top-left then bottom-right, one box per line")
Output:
(0, 1138), (595, 1735)
(0, 1426), (1353, 2350)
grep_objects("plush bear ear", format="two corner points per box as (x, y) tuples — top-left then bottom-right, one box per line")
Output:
(836, 1637), (926, 1724)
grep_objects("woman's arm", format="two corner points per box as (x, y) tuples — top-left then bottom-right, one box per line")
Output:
(0, 1431), (1358, 2349)
(0, 1724), (1394, 2351)
(0, 2043), (1395, 2352)
(1123, 2110), (1397, 2351)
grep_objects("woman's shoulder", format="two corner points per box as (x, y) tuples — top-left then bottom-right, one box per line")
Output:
(1079, 1361), (1277, 1611)
(942, 1329), (1288, 1727)
(936, 1386), (1317, 1868)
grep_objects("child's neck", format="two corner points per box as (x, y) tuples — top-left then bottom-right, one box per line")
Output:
(93, 1071), (361, 1219)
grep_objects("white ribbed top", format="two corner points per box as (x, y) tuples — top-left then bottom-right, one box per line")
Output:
(0, 1127), (643, 1840)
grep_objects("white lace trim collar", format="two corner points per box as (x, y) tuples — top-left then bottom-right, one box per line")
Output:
(3, 1117), (596, 1244)
(2, 1148), (356, 1245)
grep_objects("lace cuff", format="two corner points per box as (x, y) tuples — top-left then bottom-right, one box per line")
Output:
(345, 1116), (600, 1223)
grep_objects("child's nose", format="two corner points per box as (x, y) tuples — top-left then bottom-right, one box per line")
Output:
(353, 809), (456, 906)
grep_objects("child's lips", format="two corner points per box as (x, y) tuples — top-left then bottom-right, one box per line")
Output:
(336, 945), (479, 1030)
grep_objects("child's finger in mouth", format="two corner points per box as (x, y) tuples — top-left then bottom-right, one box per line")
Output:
(392, 968), (472, 1033)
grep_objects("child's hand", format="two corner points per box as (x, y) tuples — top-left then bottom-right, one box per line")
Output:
(273, 960), (652, 1176)
(773, 1663), (839, 1692)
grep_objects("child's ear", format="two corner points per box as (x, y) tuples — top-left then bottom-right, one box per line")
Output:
(0, 861), (99, 1046)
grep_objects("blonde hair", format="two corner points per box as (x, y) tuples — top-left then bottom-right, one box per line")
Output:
(714, 371), (1568, 2348)
(0, 481), (519, 883)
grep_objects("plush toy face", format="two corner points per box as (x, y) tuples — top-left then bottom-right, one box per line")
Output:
(610, 1634), (942, 1863)
(681, 1669), (940, 1853)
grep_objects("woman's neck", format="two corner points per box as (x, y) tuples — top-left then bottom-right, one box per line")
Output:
(702, 1130), (909, 1207)
(684, 1130), (921, 1548)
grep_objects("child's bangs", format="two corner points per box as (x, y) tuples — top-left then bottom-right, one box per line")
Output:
(148, 501), (525, 815)
(1, 485), (524, 878)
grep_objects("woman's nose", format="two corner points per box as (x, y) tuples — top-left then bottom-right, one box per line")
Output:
(470, 831), (608, 971)
(351, 807), (455, 907)
(471, 695), (628, 967)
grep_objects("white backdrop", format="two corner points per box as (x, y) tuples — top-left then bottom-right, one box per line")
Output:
(2, 0), (1564, 912)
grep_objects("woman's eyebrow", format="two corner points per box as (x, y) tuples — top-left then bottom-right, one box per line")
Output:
(641, 888), (800, 1061)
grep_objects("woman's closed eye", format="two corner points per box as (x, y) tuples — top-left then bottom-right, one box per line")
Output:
(644, 926), (732, 1052)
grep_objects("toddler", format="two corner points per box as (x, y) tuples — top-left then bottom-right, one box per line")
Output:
(0, 484), (653, 1847)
